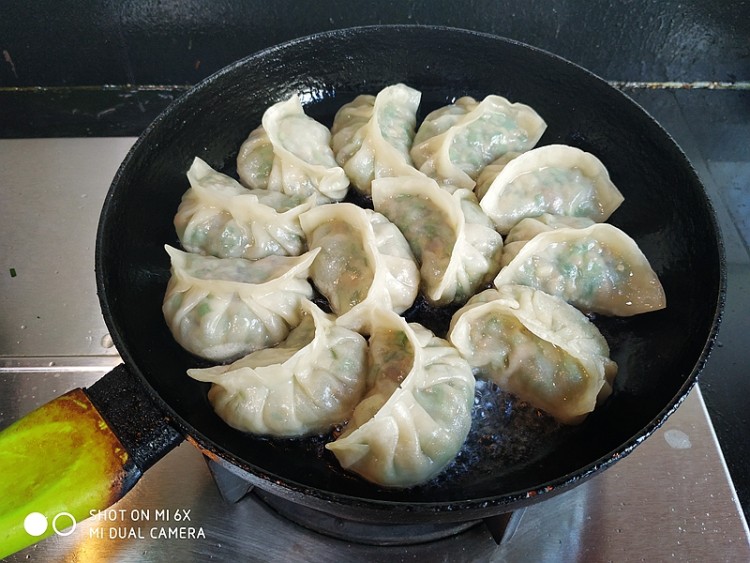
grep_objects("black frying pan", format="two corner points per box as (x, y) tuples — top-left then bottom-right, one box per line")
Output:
(0, 25), (724, 556)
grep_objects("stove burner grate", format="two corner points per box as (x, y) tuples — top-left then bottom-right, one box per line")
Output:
(206, 458), (523, 546)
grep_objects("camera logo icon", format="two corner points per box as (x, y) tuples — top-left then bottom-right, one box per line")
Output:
(24, 512), (77, 537)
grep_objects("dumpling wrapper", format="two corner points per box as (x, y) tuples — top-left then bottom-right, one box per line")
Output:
(372, 175), (503, 306)
(494, 223), (666, 316)
(449, 285), (617, 424)
(188, 301), (368, 437)
(477, 144), (624, 234)
(299, 203), (419, 333)
(410, 95), (547, 191)
(331, 83), (424, 195)
(326, 309), (475, 488)
(162, 246), (319, 362)
(175, 157), (314, 260)
(501, 213), (596, 267)
(236, 94), (349, 203)
(473, 151), (521, 200)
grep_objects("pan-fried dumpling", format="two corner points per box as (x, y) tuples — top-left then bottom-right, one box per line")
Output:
(299, 203), (419, 332)
(331, 83), (423, 195)
(494, 223), (666, 316)
(162, 246), (319, 362)
(187, 301), (368, 437)
(236, 94), (349, 203)
(174, 157), (315, 260)
(477, 144), (625, 234)
(474, 152), (521, 200)
(448, 285), (617, 424)
(326, 309), (475, 488)
(501, 213), (596, 267)
(410, 95), (546, 191)
(371, 175), (503, 306)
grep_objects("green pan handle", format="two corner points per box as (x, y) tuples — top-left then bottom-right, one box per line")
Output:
(0, 365), (183, 558)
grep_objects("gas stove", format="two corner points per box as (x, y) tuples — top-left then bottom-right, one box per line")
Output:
(1, 137), (748, 561)
(1, 361), (747, 561)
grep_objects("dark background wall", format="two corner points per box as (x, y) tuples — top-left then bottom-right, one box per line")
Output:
(1, 1), (748, 136)
(0, 0), (750, 86)
(1, 0), (748, 86)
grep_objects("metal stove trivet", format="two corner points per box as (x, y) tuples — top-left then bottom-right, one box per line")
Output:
(205, 458), (524, 546)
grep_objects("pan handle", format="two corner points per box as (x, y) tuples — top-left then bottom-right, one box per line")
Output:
(0, 364), (183, 558)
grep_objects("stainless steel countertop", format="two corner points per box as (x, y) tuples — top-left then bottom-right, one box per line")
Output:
(1, 138), (749, 561)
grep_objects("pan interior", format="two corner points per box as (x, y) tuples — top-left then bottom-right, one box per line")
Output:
(97, 27), (722, 507)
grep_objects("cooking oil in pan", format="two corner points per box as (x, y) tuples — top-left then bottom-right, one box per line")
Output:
(432, 378), (572, 488)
